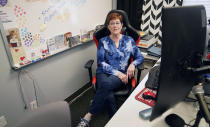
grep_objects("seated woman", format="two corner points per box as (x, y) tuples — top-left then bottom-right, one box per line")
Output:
(76, 12), (144, 127)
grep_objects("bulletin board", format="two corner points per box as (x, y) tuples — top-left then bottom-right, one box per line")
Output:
(0, 0), (112, 69)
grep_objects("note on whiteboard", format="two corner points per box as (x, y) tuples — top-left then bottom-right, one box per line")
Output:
(47, 37), (56, 55)
(0, 9), (17, 29)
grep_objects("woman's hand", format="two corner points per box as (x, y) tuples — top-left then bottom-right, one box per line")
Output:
(118, 72), (128, 84)
(127, 64), (135, 79)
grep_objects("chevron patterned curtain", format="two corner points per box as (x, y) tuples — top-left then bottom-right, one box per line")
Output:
(140, 0), (183, 44)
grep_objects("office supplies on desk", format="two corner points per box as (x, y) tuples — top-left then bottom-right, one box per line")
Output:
(135, 88), (156, 107)
(137, 34), (156, 48)
(141, 34), (153, 40)
(147, 46), (161, 57)
(139, 31), (145, 37)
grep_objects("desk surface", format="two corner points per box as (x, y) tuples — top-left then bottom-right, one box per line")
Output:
(105, 60), (208, 127)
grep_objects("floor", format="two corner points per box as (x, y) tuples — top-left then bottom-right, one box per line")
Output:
(69, 60), (155, 127)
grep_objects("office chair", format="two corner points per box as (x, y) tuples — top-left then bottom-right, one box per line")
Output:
(14, 101), (71, 127)
(84, 10), (144, 97)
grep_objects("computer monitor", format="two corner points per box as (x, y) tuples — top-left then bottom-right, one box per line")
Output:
(150, 5), (208, 121)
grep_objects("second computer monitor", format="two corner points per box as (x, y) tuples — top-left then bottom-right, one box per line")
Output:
(150, 5), (207, 121)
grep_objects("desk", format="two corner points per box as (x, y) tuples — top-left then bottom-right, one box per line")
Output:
(105, 59), (208, 127)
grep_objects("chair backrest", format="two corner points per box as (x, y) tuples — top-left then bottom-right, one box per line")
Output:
(14, 101), (71, 127)
(93, 10), (140, 47)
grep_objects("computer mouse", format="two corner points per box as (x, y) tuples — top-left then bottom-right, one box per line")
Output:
(142, 91), (156, 100)
(165, 114), (185, 127)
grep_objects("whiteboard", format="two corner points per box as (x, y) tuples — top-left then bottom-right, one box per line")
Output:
(0, 0), (112, 69)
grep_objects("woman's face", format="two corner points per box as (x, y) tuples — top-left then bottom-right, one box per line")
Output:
(108, 19), (122, 36)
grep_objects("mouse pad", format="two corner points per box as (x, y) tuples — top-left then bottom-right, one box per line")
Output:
(135, 88), (157, 107)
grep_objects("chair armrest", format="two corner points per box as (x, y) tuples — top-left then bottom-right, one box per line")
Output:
(136, 63), (145, 85)
(129, 78), (136, 95)
(84, 59), (94, 69)
(84, 59), (94, 84)
(137, 63), (144, 71)
(92, 76), (97, 91)
(92, 76), (96, 85)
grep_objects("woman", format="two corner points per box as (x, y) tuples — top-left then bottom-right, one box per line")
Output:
(76, 12), (144, 127)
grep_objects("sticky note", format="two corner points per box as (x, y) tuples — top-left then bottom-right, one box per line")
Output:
(39, 23), (47, 32)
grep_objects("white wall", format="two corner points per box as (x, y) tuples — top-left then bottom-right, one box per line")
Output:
(0, 35), (97, 126)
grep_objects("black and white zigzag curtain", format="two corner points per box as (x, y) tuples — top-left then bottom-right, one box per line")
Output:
(140, 0), (183, 44)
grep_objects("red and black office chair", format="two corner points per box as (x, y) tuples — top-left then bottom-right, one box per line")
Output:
(84, 10), (144, 97)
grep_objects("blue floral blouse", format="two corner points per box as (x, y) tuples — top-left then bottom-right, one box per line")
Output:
(96, 35), (144, 76)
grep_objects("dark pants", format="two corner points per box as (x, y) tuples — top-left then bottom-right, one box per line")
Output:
(89, 73), (124, 118)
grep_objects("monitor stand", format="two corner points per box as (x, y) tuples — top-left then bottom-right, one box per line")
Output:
(191, 83), (210, 127)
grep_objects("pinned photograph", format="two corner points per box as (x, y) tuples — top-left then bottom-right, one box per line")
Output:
(64, 32), (72, 48)
(70, 35), (81, 47)
(88, 30), (94, 40)
(6, 28), (21, 48)
(80, 29), (90, 42)
(47, 37), (56, 54)
(55, 34), (65, 49)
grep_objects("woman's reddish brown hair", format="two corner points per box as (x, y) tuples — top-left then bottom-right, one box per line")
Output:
(106, 12), (122, 25)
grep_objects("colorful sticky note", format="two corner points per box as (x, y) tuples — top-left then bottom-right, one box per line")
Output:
(39, 23), (47, 32)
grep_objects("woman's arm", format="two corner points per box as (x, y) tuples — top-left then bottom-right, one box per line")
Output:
(131, 39), (144, 67)
(127, 38), (144, 78)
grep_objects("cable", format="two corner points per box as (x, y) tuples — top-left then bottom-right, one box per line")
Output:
(186, 118), (196, 127)
(22, 69), (39, 107)
(184, 97), (198, 102)
(17, 69), (40, 109)
(185, 123), (192, 127)
(184, 96), (210, 106)
(18, 69), (29, 109)
(33, 78), (39, 107)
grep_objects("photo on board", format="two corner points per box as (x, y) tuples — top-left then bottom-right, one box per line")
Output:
(5, 28), (31, 67)
(80, 30), (90, 42)
(6, 28), (22, 48)
(64, 32), (72, 48)
(55, 34), (65, 49)
(88, 30), (94, 40)
(69, 35), (81, 47)
(47, 37), (57, 55)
